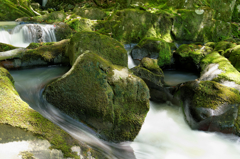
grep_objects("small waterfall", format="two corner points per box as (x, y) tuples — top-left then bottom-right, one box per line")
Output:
(0, 24), (56, 48)
(42, 0), (48, 7)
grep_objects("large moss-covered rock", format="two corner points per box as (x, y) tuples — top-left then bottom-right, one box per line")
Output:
(173, 80), (240, 134)
(67, 31), (127, 67)
(174, 43), (212, 71)
(43, 52), (150, 142)
(131, 37), (172, 67)
(0, 0), (35, 21)
(172, 8), (232, 42)
(0, 66), (79, 158)
(53, 22), (74, 41)
(73, 7), (107, 20)
(95, 8), (173, 43)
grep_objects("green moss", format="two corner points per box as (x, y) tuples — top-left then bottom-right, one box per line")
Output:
(201, 51), (240, 85)
(44, 52), (149, 142)
(66, 18), (96, 32)
(137, 37), (172, 67)
(67, 31), (127, 67)
(0, 43), (18, 52)
(0, 67), (78, 158)
(0, 0), (34, 21)
(214, 41), (237, 52)
(26, 42), (55, 49)
(192, 81), (240, 109)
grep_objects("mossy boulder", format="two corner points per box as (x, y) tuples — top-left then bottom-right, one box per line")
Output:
(66, 17), (97, 32)
(131, 37), (172, 67)
(0, 0), (35, 21)
(131, 57), (172, 102)
(16, 11), (67, 24)
(0, 43), (18, 52)
(173, 80), (240, 134)
(172, 8), (232, 42)
(67, 31), (127, 67)
(73, 7), (107, 20)
(53, 22), (74, 41)
(95, 8), (173, 43)
(43, 52), (150, 142)
(131, 57), (164, 88)
(0, 66), (79, 158)
(174, 43), (212, 71)
(0, 40), (69, 69)
(200, 51), (240, 92)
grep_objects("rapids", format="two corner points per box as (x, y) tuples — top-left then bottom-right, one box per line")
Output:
(1, 22), (240, 159)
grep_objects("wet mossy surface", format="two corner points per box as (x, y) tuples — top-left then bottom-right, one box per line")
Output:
(44, 52), (150, 142)
(67, 31), (127, 67)
(136, 37), (172, 67)
(192, 81), (240, 110)
(201, 51), (240, 85)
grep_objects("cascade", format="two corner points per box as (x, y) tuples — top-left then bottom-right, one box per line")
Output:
(0, 23), (56, 48)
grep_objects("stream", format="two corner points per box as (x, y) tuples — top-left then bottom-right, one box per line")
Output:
(1, 22), (240, 159)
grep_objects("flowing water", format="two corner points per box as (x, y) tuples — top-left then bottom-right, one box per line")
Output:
(1, 22), (240, 158)
(0, 22), (56, 48)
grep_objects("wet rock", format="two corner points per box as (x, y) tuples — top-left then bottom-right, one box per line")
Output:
(131, 37), (172, 67)
(44, 52), (150, 142)
(0, 40), (70, 69)
(174, 43), (212, 71)
(67, 31), (127, 67)
(173, 80), (240, 134)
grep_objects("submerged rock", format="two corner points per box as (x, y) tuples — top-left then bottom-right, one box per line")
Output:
(44, 52), (150, 142)
(67, 31), (128, 67)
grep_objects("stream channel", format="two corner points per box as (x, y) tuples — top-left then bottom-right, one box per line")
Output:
(1, 22), (240, 159)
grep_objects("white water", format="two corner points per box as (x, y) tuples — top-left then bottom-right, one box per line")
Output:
(2, 35), (240, 158)
(42, 0), (48, 7)
(0, 23), (56, 48)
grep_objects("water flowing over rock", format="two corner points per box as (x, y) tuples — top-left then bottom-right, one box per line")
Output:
(12, 24), (56, 43)
(0, 24), (56, 47)
(44, 52), (150, 142)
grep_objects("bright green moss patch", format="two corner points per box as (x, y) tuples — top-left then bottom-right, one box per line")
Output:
(201, 51), (240, 84)
(26, 42), (55, 49)
(192, 81), (240, 110)
(0, 43), (18, 52)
